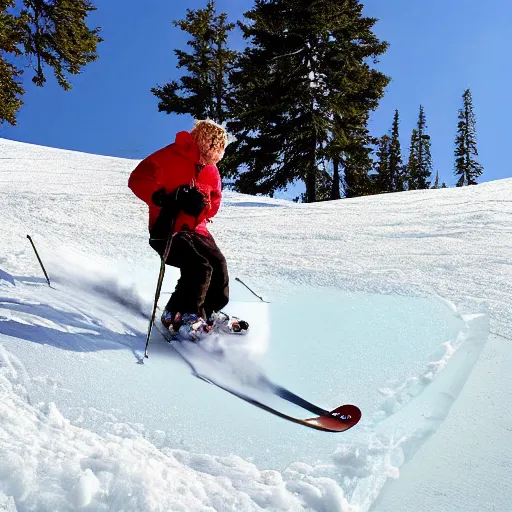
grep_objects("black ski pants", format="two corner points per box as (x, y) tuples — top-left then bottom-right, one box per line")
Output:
(150, 230), (229, 320)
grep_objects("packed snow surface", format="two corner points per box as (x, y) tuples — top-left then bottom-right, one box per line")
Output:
(0, 137), (511, 511)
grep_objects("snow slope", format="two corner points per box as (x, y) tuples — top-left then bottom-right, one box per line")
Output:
(0, 137), (511, 511)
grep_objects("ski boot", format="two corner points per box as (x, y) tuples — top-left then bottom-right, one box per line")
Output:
(160, 308), (174, 330)
(209, 311), (249, 335)
(161, 310), (210, 341)
(176, 313), (212, 342)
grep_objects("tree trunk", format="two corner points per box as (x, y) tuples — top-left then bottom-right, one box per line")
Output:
(305, 170), (316, 203)
(331, 158), (341, 199)
(215, 42), (224, 123)
(305, 132), (317, 203)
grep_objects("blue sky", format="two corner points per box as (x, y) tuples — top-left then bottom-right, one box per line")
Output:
(1, 0), (510, 189)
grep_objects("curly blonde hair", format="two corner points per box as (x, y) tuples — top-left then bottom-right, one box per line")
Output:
(190, 119), (228, 165)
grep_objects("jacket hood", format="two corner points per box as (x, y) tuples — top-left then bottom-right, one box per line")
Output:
(173, 131), (200, 162)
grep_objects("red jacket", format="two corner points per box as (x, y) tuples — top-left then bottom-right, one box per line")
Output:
(128, 131), (222, 237)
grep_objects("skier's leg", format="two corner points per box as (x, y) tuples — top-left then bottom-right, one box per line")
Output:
(163, 232), (213, 318)
(204, 252), (229, 318)
(199, 237), (248, 333)
(191, 234), (229, 319)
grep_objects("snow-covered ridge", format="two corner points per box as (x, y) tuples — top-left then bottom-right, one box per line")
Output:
(0, 138), (511, 511)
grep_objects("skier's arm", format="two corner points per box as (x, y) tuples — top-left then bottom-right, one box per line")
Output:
(128, 156), (160, 206)
(207, 188), (222, 219)
(196, 167), (222, 223)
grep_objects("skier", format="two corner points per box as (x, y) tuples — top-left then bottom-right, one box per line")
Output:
(128, 119), (248, 340)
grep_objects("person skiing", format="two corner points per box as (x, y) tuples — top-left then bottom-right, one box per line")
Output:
(128, 119), (248, 340)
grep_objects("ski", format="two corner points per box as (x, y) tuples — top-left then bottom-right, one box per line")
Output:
(153, 320), (361, 433)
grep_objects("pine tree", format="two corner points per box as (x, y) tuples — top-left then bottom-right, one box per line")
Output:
(432, 170), (439, 189)
(375, 111), (404, 194)
(293, 167), (332, 202)
(406, 129), (418, 190)
(151, 0), (237, 124)
(331, 157), (341, 200)
(0, 0), (102, 125)
(454, 88), (483, 186)
(416, 105), (433, 188)
(408, 105), (433, 189)
(374, 134), (390, 193)
(330, 115), (376, 199)
(343, 139), (375, 198)
(227, 0), (389, 202)
(388, 109), (404, 192)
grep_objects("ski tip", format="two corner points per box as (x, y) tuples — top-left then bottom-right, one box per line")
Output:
(329, 404), (361, 428)
(306, 404), (362, 432)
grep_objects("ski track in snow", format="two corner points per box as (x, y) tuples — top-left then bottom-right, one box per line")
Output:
(0, 138), (511, 511)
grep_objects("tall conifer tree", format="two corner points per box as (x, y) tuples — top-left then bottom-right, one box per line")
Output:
(454, 88), (483, 186)
(0, 0), (101, 125)
(388, 109), (404, 192)
(227, 0), (389, 202)
(375, 134), (391, 193)
(152, 1), (237, 124)
(432, 170), (439, 189)
(343, 144), (376, 198)
(408, 105), (433, 189)
(375, 110), (403, 194)
(406, 129), (418, 190)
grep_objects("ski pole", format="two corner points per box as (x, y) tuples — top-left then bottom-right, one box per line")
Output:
(26, 235), (52, 288)
(235, 277), (268, 302)
(142, 221), (176, 361)
(141, 259), (166, 361)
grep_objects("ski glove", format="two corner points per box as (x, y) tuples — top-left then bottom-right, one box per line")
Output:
(175, 184), (206, 217)
(151, 188), (176, 210)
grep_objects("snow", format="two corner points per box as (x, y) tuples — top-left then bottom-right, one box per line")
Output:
(0, 137), (511, 511)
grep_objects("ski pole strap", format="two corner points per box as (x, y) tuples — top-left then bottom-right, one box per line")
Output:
(162, 230), (175, 265)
